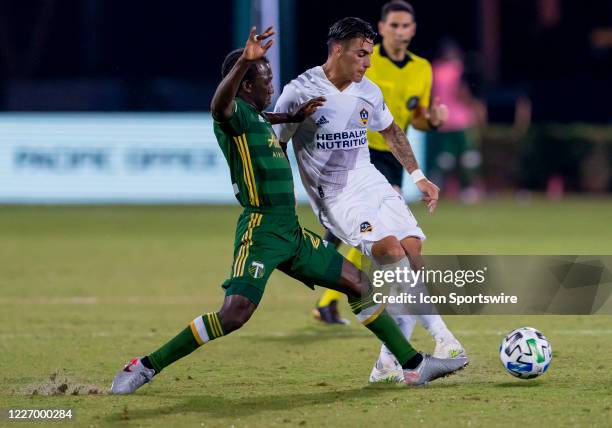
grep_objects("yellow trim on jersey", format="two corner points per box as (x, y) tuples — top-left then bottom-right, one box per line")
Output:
(366, 44), (433, 152)
(241, 134), (259, 206)
(232, 213), (262, 277)
(233, 134), (259, 207)
(233, 136), (255, 205)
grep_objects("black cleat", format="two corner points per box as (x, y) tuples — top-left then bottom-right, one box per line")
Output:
(312, 300), (350, 325)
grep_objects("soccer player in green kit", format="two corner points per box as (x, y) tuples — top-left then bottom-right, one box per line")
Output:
(111, 26), (467, 394)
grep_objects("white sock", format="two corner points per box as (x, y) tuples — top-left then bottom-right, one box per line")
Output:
(378, 315), (417, 368)
(414, 314), (452, 340)
(376, 256), (453, 341)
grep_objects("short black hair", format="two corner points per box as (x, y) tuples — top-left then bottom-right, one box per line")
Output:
(381, 0), (415, 22)
(327, 17), (377, 50)
(220, 48), (269, 84)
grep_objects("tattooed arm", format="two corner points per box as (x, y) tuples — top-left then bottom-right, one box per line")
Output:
(379, 122), (420, 173)
(379, 122), (440, 213)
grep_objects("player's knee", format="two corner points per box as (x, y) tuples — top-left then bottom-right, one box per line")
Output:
(371, 236), (405, 264)
(338, 260), (366, 298)
(402, 237), (421, 253)
(219, 307), (251, 333)
(218, 295), (256, 334)
(401, 237), (424, 270)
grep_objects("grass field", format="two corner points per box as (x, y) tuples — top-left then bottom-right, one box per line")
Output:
(1, 198), (611, 427)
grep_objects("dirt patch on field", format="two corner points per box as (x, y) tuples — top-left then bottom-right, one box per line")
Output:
(22, 370), (107, 396)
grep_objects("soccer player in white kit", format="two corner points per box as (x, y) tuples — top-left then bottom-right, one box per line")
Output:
(274, 17), (466, 383)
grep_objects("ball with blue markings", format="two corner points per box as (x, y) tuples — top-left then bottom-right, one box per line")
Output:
(500, 327), (552, 379)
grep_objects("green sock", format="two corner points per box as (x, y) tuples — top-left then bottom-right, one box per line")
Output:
(147, 312), (225, 373)
(348, 291), (417, 366)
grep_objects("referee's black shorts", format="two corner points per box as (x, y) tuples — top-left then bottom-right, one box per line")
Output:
(369, 147), (403, 188)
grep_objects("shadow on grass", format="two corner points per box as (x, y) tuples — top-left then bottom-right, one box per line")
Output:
(494, 381), (544, 388)
(105, 381), (468, 423)
(105, 387), (377, 422)
(240, 325), (369, 345)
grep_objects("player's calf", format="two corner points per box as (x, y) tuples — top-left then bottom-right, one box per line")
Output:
(218, 295), (257, 334)
(110, 295), (257, 394)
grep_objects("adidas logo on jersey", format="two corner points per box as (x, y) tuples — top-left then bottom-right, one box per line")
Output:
(315, 115), (329, 125)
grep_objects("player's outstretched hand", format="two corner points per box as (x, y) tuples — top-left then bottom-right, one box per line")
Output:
(416, 179), (440, 213)
(291, 97), (326, 122)
(428, 96), (449, 128)
(242, 26), (275, 61)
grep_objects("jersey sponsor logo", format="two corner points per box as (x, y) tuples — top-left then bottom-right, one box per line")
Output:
(360, 221), (373, 233)
(248, 261), (266, 279)
(315, 115), (329, 125)
(267, 134), (285, 158)
(315, 129), (367, 150)
(359, 108), (369, 125)
(407, 96), (420, 111)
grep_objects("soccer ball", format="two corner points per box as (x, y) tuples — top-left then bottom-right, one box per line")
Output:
(499, 327), (552, 379)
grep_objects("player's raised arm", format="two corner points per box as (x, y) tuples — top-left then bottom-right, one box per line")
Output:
(379, 121), (440, 213)
(210, 26), (274, 121)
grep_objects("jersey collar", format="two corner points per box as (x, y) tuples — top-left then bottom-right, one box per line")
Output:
(316, 65), (355, 94)
(378, 43), (412, 69)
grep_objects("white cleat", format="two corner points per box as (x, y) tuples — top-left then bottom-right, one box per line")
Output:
(368, 356), (404, 384)
(403, 354), (469, 386)
(111, 358), (155, 395)
(433, 335), (466, 359)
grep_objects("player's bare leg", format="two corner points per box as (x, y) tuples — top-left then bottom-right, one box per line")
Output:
(401, 237), (465, 357)
(327, 257), (467, 386)
(368, 235), (466, 382)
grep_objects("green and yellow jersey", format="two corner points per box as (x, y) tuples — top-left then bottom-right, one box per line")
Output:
(365, 44), (432, 152)
(213, 97), (295, 211)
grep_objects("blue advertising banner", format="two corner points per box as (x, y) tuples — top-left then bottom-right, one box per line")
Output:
(0, 113), (424, 204)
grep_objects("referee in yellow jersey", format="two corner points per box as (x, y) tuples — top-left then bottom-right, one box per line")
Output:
(313, 0), (449, 324)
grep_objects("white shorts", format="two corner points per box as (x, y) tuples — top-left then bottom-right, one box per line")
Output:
(316, 165), (426, 256)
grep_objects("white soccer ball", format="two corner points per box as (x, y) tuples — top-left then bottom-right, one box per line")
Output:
(499, 327), (552, 379)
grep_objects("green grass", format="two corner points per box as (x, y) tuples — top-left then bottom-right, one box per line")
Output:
(1, 198), (611, 427)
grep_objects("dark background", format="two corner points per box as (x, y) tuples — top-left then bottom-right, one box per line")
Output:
(0, 0), (610, 122)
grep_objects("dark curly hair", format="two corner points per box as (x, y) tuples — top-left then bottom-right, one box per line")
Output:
(220, 48), (269, 84)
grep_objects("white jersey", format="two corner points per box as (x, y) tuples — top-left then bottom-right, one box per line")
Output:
(273, 66), (393, 203)
(274, 66), (425, 255)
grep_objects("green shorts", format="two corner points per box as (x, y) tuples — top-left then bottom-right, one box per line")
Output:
(222, 208), (344, 305)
